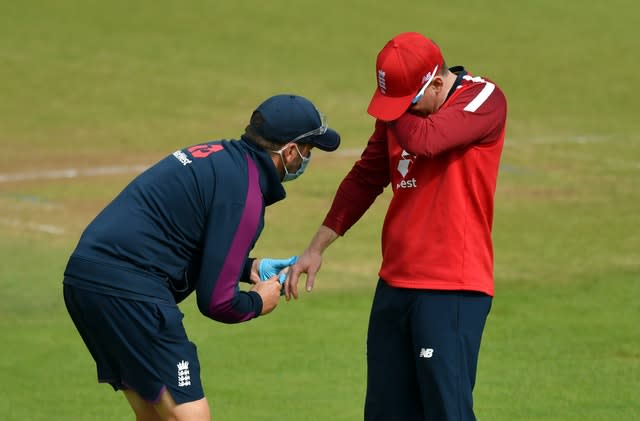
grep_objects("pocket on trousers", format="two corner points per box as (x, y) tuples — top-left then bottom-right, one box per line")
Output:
(155, 303), (188, 343)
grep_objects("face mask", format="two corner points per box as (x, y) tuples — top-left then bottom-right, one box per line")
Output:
(273, 143), (311, 182)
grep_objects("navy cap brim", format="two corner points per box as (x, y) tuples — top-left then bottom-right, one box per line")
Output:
(302, 128), (340, 152)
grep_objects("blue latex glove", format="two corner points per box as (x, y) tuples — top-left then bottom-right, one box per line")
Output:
(259, 256), (298, 284)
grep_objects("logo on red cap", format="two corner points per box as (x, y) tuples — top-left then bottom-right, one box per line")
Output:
(377, 70), (387, 94)
(367, 32), (444, 121)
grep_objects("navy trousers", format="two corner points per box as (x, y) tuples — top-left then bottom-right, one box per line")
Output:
(364, 279), (492, 421)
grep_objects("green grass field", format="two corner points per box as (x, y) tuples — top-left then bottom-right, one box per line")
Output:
(1, 1), (639, 419)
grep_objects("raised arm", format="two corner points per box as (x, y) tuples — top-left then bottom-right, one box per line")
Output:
(389, 81), (507, 157)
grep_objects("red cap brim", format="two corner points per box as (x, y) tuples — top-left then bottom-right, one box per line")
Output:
(367, 88), (415, 122)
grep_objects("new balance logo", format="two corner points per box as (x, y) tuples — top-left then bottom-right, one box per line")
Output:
(419, 348), (434, 359)
(177, 360), (191, 387)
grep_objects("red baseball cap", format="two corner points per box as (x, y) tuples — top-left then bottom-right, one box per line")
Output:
(367, 32), (444, 121)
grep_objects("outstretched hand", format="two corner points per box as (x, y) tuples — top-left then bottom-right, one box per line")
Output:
(284, 225), (339, 301)
(284, 248), (323, 301)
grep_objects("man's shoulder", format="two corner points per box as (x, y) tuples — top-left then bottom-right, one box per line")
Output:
(450, 71), (507, 113)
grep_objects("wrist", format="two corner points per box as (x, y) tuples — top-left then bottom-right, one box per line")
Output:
(308, 225), (339, 253)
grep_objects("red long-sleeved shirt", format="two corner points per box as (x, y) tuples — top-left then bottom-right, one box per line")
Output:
(323, 69), (507, 295)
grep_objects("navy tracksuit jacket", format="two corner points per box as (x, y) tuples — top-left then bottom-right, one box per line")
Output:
(64, 137), (286, 323)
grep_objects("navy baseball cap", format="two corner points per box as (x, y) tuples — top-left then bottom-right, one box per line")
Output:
(253, 94), (341, 152)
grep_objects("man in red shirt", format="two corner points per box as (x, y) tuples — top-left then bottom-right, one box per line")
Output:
(287, 32), (507, 420)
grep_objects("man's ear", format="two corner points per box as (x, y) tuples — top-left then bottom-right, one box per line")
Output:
(287, 143), (302, 158)
(431, 76), (445, 93)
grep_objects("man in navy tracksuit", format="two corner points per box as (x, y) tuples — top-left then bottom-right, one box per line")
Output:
(63, 94), (340, 420)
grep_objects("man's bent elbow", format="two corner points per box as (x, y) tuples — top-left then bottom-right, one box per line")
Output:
(197, 297), (254, 324)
